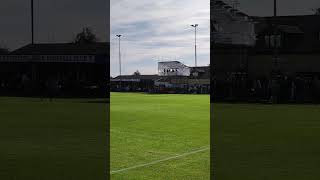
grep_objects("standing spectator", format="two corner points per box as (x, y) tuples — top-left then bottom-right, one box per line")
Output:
(295, 76), (305, 103)
(270, 78), (280, 103)
(47, 77), (58, 101)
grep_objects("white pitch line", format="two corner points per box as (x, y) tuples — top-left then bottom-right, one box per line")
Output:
(111, 146), (210, 175)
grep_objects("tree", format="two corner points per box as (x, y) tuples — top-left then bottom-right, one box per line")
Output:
(133, 70), (141, 76)
(312, 8), (320, 15)
(74, 27), (97, 44)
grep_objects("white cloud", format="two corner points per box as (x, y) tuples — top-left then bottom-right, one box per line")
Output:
(110, 0), (210, 77)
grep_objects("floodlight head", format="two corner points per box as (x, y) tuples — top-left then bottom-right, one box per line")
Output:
(191, 24), (198, 27)
(116, 35), (122, 37)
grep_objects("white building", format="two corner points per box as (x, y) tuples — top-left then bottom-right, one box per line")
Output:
(158, 61), (191, 76)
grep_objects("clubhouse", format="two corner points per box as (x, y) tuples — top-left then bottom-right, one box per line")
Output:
(111, 61), (210, 94)
(0, 42), (109, 97)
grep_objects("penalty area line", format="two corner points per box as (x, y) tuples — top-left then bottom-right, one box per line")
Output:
(110, 146), (209, 175)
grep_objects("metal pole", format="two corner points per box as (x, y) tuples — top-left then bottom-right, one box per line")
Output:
(191, 24), (198, 67)
(118, 36), (121, 77)
(274, 0), (277, 17)
(195, 25), (197, 67)
(116, 35), (122, 88)
(273, 0), (278, 72)
(31, 0), (34, 44)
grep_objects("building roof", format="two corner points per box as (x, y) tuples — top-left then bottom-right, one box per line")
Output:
(10, 42), (109, 55)
(191, 66), (210, 72)
(112, 75), (159, 81)
(236, 12), (248, 17)
(158, 61), (182, 64)
(156, 76), (210, 85)
(190, 66), (210, 78)
(156, 76), (190, 83)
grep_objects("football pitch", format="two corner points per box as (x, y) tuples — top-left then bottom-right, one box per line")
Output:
(0, 97), (108, 180)
(213, 103), (320, 180)
(3, 94), (318, 179)
(110, 93), (210, 179)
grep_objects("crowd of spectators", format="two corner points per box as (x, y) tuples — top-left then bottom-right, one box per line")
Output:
(212, 73), (320, 103)
(0, 73), (107, 98)
(111, 84), (210, 94)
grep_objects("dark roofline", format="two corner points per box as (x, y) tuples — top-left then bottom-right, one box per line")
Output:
(251, 14), (320, 19)
(27, 42), (108, 45)
(10, 42), (109, 55)
(236, 12), (248, 17)
(11, 42), (108, 50)
(191, 66), (210, 68)
(113, 74), (159, 79)
(116, 74), (158, 76)
(229, 9), (238, 12)
(158, 61), (181, 63)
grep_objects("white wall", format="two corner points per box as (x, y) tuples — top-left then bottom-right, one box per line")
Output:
(158, 61), (191, 76)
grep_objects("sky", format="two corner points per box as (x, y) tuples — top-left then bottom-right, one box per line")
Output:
(110, 0), (210, 77)
(0, 0), (319, 76)
(110, 0), (320, 77)
(0, 0), (109, 50)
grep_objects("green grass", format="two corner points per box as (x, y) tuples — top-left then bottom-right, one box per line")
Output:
(5, 94), (317, 179)
(0, 97), (108, 180)
(4, 95), (318, 179)
(213, 103), (320, 180)
(111, 93), (210, 179)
